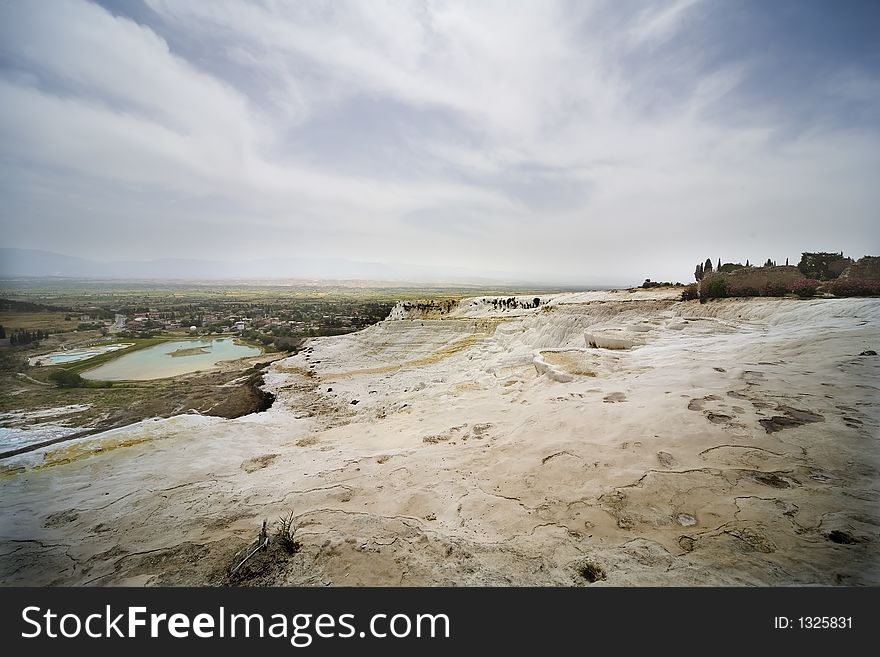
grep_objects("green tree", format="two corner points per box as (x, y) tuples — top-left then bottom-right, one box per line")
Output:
(10, 329), (43, 346)
(48, 369), (84, 388)
(797, 252), (853, 280)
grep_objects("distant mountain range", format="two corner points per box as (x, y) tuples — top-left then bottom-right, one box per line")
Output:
(0, 248), (561, 286)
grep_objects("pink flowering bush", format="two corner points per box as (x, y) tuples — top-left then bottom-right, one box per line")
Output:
(761, 282), (790, 297)
(827, 278), (880, 297)
(790, 278), (820, 297)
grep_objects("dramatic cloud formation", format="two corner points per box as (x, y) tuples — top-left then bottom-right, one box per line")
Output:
(1, 0), (878, 283)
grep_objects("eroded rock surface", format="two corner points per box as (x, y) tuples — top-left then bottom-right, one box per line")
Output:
(1, 291), (878, 586)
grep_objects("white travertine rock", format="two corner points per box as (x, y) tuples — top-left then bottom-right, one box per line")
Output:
(2, 290), (878, 586)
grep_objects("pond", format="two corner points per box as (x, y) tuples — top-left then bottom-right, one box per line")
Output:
(81, 338), (261, 381)
(29, 343), (134, 366)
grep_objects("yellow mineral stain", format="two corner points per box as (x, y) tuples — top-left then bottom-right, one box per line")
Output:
(37, 435), (154, 469)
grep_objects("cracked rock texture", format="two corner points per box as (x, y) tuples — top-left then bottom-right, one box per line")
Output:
(1, 290), (878, 586)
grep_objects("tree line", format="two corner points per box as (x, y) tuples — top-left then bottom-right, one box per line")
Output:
(5, 328), (49, 346)
(694, 256), (797, 281)
(694, 252), (851, 282)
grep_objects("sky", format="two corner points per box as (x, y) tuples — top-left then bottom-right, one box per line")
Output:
(1, 0), (879, 284)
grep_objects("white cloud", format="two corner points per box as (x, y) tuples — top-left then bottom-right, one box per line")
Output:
(0, 0), (878, 281)
(627, 0), (703, 48)
(1, 1), (516, 229)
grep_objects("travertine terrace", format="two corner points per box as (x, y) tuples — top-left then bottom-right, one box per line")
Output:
(1, 289), (878, 586)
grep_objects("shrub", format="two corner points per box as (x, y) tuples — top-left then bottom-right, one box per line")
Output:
(726, 285), (760, 298)
(701, 278), (728, 300)
(790, 278), (820, 298)
(275, 510), (301, 554)
(761, 281), (789, 297)
(827, 278), (880, 297)
(47, 369), (83, 388)
(681, 284), (699, 301)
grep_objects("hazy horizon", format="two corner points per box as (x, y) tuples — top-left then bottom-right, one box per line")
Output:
(2, 1), (879, 283)
(3, 246), (869, 288)
(0, 247), (619, 286)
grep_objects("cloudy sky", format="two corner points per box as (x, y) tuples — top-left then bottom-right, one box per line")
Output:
(1, 0), (878, 284)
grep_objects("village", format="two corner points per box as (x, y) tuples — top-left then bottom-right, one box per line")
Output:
(0, 292), (397, 354)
